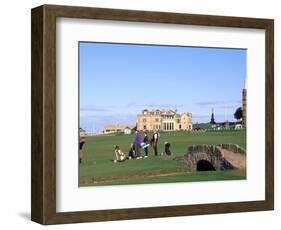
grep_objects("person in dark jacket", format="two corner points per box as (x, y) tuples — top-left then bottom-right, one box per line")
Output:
(163, 141), (172, 155)
(127, 143), (136, 159)
(143, 132), (149, 158)
(79, 138), (86, 163)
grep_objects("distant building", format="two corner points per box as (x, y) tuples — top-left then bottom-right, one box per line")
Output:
(242, 80), (247, 128)
(103, 125), (134, 134)
(235, 123), (243, 129)
(136, 109), (192, 131)
(124, 126), (134, 134)
(79, 128), (86, 136)
(103, 125), (125, 134)
(224, 121), (230, 129)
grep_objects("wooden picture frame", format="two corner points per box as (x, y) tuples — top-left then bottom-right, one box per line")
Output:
(31, 4), (274, 225)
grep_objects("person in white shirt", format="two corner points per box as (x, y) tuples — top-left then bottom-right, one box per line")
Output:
(151, 130), (159, 156)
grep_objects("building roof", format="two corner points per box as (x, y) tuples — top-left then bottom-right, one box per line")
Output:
(104, 125), (135, 130)
(124, 126), (134, 129)
(139, 109), (192, 116)
(104, 125), (126, 130)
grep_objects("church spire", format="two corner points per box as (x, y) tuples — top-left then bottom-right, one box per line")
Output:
(210, 108), (216, 124)
(243, 79), (247, 90)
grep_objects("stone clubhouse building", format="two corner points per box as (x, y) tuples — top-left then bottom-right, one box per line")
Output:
(137, 109), (193, 132)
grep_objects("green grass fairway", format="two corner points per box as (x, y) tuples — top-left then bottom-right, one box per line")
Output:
(79, 130), (246, 186)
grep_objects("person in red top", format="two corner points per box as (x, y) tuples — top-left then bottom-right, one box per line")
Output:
(113, 145), (126, 163)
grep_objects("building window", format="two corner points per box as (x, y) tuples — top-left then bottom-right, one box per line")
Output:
(179, 125), (181, 129)
(143, 118), (146, 122)
(177, 119), (180, 123)
(144, 125), (146, 130)
(155, 118), (159, 122)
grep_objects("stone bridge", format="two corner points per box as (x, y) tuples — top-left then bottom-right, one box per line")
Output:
(174, 144), (246, 171)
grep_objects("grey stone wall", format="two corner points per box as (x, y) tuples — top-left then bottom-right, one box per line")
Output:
(174, 144), (246, 171)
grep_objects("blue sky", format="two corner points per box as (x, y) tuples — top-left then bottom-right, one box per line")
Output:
(79, 42), (246, 132)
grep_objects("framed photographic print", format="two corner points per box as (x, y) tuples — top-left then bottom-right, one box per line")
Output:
(31, 4), (274, 225)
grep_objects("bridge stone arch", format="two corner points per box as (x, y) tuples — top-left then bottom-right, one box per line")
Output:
(174, 144), (246, 171)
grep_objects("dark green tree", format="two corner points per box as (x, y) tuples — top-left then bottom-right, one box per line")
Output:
(234, 107), (243, 121)
(79, 127), (86, 133)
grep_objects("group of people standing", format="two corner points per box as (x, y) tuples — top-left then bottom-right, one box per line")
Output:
(134, 130), (160, 158)
(114, 130), (160, 162)
(80, 129), (172, 164)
